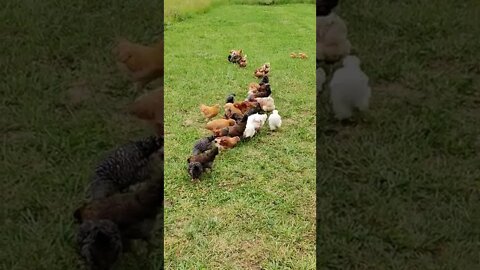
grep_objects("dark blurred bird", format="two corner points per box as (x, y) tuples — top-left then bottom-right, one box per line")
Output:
(253, 83), (271, 98)
(87, 136), (163, 200)
(187, 146), (219, 180)
(76, 219), (123, 270)
(192, 135), (215, 155)
(226, 93), (235, 104)
(259, 76), (269, 85)
(75, 176), (163, 246)
(317, 0), (339, 16)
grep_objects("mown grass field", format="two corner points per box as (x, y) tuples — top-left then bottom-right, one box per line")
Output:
(1, 1), (163, 269)
(318, 0), (480, 269)
(164, 0), (315, 23)
(164, 3), (316, 270)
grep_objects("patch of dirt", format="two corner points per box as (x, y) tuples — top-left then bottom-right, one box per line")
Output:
(3, 130), (35, 142)
(183, 119), (194, 127)
(62, 79), (92, 108)
(164, 199), (174, 208)
(426, 58), (461, 74)
(372, 81), (426, 108)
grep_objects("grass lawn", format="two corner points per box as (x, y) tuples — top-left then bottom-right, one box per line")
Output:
(164, 3), (316, 269)
(318, 0), (480, 268)
(1, 1), (163, 269)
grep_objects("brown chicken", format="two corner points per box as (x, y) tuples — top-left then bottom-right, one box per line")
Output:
(74, 177), (163, 246)
(224, 103), (243, 119)
(200, 104), (220, 120)
(113, 38), (164, 91)
(248, 82), (260, 94)
(214, 136), (240, 150)
(238, 56), (247, 67)
(205, 119), (236, 131)
(233, 101), (258, 114)
(215, 107), (260, 137)
(290, 52), (298, 58)
(128, 87), (164, 136)
(254, 63), (270, 78)
(76, 219), (123, 270)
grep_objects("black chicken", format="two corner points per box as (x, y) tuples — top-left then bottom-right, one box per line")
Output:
(87, 136), (163, 200)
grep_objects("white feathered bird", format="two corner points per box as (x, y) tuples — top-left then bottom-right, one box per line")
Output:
(329, 55), (371, 120)
(317, 12), (351, 63)
(244, 113), (268, 138)
(243, 123), (256, 138)
(268, 110), (282, 131)
(317, 67), (327, 93)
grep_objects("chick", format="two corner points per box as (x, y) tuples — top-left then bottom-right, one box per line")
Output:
(268, 110), (282, 131)
(255, 96), (275, 112)
(75, 177), (163, 244)
(187, 146), (219, 180)
(262, 63), (271, 73)
(254, 70), (263, 78)
(205, 119), (236, 132)
(329, 55), (371, 120)
(290, 52), (297, 58)
(200, 104), (220, 120)
(214, 136), (240, 150)
(87, 136), (163, 200)
(76, 219), (123, 270)
(226, 93), (235, 104)
(113, 38), (163, 91)
(238, 55), (248, 67)
(192, 135), (215, 155)
(299, 53), (308, 59)
(128, 87), (163, 136)
(227, 49), (243, 63)
(253, 63), (270, 78)
(317, 11), (351, 63)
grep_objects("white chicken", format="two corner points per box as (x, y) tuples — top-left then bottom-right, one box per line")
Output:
(268, 110), (282, 131)
(317, 67), (327, 93)
(316, 11), (351, 63)
(329, 55), (371, 120)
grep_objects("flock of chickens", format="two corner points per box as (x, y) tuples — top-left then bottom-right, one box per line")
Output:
(187, 50), (282, 181)
(316, 0), (372, 121)
(72, 37), (164, 270)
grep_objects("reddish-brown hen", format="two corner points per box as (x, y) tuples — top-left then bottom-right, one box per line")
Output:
(214, 136), (240, 150)
(113, 38), (164, 91)
(128, 87), (164, 136)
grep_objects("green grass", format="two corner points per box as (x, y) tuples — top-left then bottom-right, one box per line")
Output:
(164, 3), (316, 269)
(164, 0), (315, 23)
(318, 0), (480, 269)
(1, 1), (163, 269)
